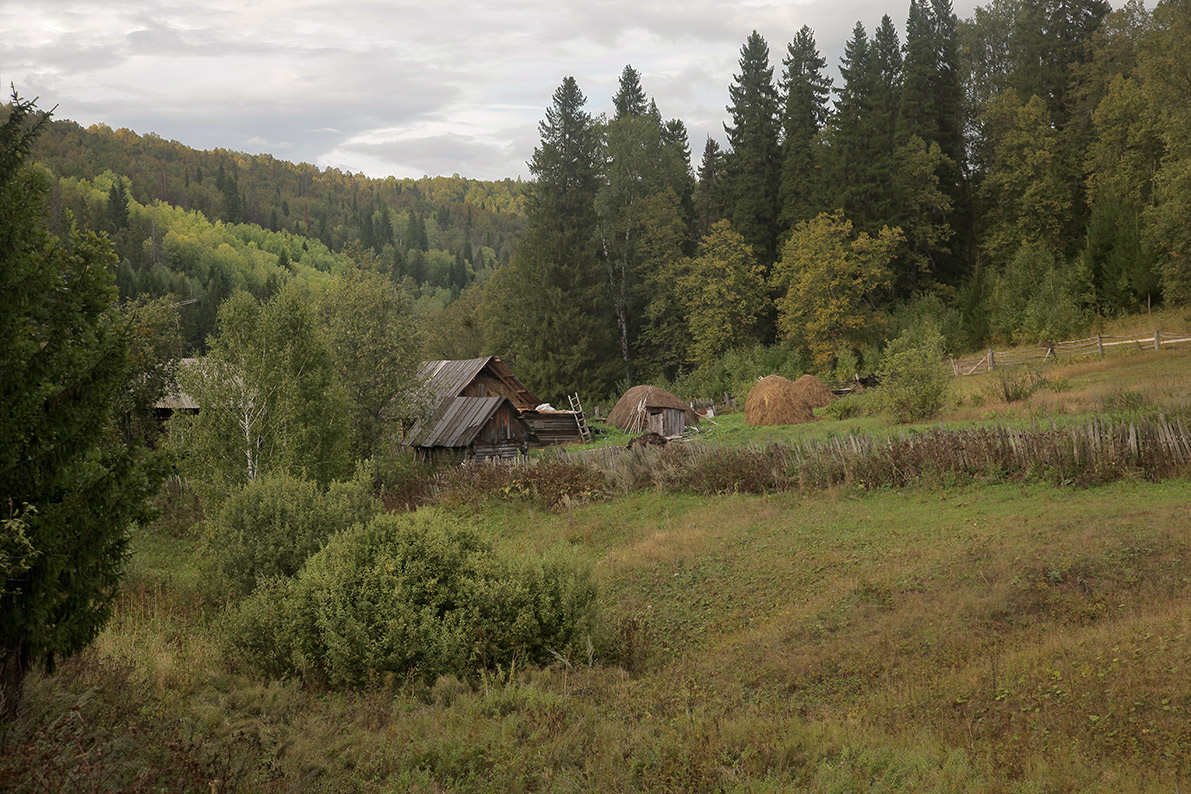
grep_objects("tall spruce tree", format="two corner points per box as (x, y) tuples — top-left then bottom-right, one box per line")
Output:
(486, 77), (618, 400)
(828, 23), (883, 230)
(613, 65), (649, 119)
(598, 72), (691, 383)
(898, 0), (967, 283)
(778, 25), (832, 232)
(1010, 0), (1110, 126)
(695, 136), (726, 236)
(1, 94), (168, 720)
(722, 31), (781, 269)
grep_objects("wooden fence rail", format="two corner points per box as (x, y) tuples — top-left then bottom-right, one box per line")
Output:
(951, 330), (1191, 377)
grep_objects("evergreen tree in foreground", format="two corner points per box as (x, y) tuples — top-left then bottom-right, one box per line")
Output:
(1, 93), (167, 721)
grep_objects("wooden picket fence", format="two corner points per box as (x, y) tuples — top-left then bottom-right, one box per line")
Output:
(951, 330), (1191, 376)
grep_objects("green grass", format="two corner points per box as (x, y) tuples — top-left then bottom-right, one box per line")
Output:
(8, 479), (1191, 793)
(562, 344), (1191, 456)
(8, 333), (1191, 793)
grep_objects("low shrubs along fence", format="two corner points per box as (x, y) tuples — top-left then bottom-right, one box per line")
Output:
(421, 416), (1191, 506)
(953, 330), (1191, 376)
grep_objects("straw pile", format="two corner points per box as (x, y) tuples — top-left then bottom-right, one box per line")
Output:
(791, 374), (836, 410)
(607, 385), (699, 432)
(745, 375), (814, 426)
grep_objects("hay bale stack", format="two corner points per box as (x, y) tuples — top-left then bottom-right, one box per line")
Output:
(791, 374), (836, 410)
(745, 375), (814, 426)
(607, 385), (699, 432)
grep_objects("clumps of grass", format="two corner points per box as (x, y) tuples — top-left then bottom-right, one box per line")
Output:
(986, 364), (1050, 403)
(146, 476), (204, 538)
(678, 444), (793, 494)
(587, 417), (1191, 495)
(820, 390), (876, 420)
(434, 458), (606, 510)
(1101, 388), (1151, 415)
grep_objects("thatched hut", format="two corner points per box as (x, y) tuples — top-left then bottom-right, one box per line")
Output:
(606, 385), (699, 435)
(790, 374), (836, 411)
(744, 375), (814, 426)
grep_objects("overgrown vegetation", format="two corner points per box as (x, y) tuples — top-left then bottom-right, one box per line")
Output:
(224, 509), (598, 686)
(199, 468), (381, 600)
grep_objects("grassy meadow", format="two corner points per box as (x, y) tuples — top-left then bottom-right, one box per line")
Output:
(5, 340), (1191, 793)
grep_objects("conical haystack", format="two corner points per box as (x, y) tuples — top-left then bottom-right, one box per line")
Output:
(607, 385), (699, 432)
(745, 375), (814, 426)
(790, 374), (836, 410)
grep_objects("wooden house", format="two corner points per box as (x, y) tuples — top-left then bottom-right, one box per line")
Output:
(404, 356), (583, 460)
(404, 395), (530, 462)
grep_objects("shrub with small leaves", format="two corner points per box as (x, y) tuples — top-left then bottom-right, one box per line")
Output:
(200, 465), (381, 600)
(877, 326), (952, 423)
(224, 509), (598, 686)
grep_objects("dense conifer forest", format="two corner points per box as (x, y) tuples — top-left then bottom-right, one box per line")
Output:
(25, 0), (1191, 403)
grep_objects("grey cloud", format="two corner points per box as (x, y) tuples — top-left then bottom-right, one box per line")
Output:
(339, 132), (517, 181)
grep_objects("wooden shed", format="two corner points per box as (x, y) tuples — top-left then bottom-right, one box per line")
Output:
(405, 356), (584, 457)
(404, 396), (530, 462)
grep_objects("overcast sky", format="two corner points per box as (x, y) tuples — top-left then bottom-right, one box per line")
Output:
(5, 0), (982, 181)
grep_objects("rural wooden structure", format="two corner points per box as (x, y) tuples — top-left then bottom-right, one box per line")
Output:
(153, 358), (199, 421)
(404, 356), (584, 459)
(404, 395), (531, 462)
(606, 385), (699, 437)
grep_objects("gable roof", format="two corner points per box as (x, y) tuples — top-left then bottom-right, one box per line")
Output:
(405, 396), (521, 449)
(416, 356), (539, 411)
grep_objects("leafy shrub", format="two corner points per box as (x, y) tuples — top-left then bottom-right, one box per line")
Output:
(200, 465), (381, 599)
(986, 365), (1049, 403)
(225, 510), (598, 686)
(877, 326), (952, 423)
(820, 390), (875, 420)
(989, 242), (1089, 344)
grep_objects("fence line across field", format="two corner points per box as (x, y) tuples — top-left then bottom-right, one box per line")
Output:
(951, 330), (1191, 377)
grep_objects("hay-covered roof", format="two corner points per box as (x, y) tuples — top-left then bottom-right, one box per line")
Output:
(606, 385), (699, 432)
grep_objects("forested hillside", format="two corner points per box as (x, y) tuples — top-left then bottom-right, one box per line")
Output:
(31, 120), (526, 351)
(25, 0), (1191, 404)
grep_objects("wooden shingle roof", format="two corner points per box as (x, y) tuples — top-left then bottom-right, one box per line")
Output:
(405, 396), (511, 448)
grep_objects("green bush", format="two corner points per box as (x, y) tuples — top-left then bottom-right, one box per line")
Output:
(877, 326), (952, 423)
(225, 509), (598, 686)
(820, 390), (876, 420)
(200, 465), (381, 599)
(668, 343), (807, 405)
(989, 242), (1090, 345)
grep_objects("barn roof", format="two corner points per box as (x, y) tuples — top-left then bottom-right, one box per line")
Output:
(153, 358), (199, 412)
(416, 356), (539, 411)
(405, 396), (518, 449)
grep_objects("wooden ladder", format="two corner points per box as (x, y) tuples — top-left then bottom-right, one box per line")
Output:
(569, 393), (592, 443)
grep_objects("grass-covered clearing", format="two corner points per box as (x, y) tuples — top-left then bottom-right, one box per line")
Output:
(6, 334), (1191, 793)
(7, 478), (1190, 792)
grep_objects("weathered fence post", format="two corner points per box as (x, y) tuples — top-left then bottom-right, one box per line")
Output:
(1154, 329), (1161, 350)
(1097, 334), (1104, 356)
(951, 357), (958, 377)
(987, 349), (995, 370)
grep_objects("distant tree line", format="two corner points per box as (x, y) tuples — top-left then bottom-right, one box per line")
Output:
(23, 0), (1191, 404)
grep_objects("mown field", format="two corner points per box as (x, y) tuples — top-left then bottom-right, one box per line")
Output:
(5, 340), (1191, 793)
